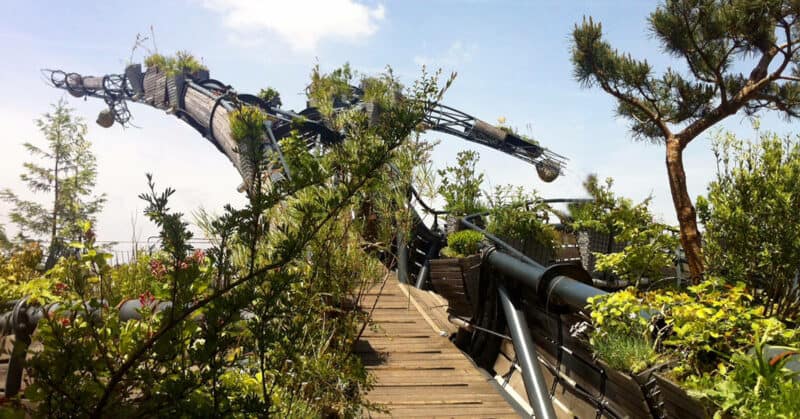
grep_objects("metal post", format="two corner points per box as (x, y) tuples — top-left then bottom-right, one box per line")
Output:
(497, 284), (556, 419)
(5, 333), (30, 397)
(415, 241), (440, 289)
(397, 233), (409, 284)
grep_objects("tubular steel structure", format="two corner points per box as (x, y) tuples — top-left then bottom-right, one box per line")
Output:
(0, 61), (646, 418)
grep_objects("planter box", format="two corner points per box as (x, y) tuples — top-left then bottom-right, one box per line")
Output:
(528, 308), (715, 419)
(143, 67), (168, 108)
(166, 73), (186, 110)
(577, 229), (625, 276)
(502, 236), (556, 266)
(429, 254), (481, 318)
(125, 64), (144, 98)
(652, 373), (713, 419)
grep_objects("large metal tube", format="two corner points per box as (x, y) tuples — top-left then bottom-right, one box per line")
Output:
(397, 233), (409, 284)
(486, 250), (546, 290)
(415, 241), (440, 289)
(487, 250), (606, 312)
(5, 334), (30, 397)
(497, 284), (556, 419)
(546, 275), (608, 311)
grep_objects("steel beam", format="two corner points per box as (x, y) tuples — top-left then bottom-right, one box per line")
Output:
(497, 284), (556, 419)
(486, 250), (607, 312)
(397, 233), (409, 284)
(415, 241), (440, 289)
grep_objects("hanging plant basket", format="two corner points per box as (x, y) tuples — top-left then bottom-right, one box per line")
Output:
(429, 254), (481, 318)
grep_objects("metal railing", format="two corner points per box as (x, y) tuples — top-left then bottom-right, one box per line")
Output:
(457, 211), (609, 419)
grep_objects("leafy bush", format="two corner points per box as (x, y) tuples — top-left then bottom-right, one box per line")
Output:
(589, 279), (796, 379)
(441, 230), (484, 258)
(144, 51), (207, 76)
(0, 242), (57, 304)
(570, 175), (678, 283)
(307, 63), (355, 118)
(257, 87), (281, 107)
(686, 332), (800, 419)
(486, 185), (557, 254)
(437, 150), (486, 216)
(697, 130), (800, 321)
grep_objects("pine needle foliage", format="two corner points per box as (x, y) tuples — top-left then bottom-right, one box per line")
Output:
(572, 0), (800, 280)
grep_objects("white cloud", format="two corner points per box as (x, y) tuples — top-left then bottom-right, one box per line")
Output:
(201, 0), (385, 51)
(413, 41), (478, 70)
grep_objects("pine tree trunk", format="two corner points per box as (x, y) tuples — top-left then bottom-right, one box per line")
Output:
(45, 157), (60, 270)
(665, 138), (704, 282)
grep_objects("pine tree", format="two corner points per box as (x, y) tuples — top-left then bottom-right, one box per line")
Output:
(571, 0), (800, 281)
(0, 224), (9, 251)
(0, 99), (106, 268)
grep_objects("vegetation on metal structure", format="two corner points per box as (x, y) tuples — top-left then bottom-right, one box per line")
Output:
(0, 64), (453, 418)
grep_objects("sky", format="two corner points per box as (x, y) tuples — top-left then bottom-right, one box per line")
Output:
(0, 0), (796, 249)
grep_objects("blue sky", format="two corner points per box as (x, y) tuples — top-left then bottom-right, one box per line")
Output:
(1, 0), (795, 246)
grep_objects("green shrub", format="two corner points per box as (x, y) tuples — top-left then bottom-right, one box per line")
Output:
(591, 329), (657, 373)
(144, 51), (207, 76)
(442, 230), (484, 258)
(486, 185), (557, 254)
(307, 63), (354, 118)
(257, 87), (281, 106)
(570, 175), (678, 283)
(588, 278), (798, 385)
(437, 150), (486, 216)
(686, 333), (800, 419)
(229, 106), (267, 143)
(697, 130), (800, 321)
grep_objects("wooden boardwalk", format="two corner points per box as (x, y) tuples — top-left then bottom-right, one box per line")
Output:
(357, 278), (519, 418)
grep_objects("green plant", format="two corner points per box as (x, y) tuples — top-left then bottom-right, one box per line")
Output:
(496, 123), (539, 146)
(144, 51), (207, 76)
(486, 185), (557, 253)
(3, 64), (452, 418)
(307, 63), (355, 118)
(570, 175), (678, 283)
(592, 329), (658, 374)
(361, 71), (403, 109)
(697, 130), (800, 321)
(437, 150), (486, 216)
(572, 1), (800, 280)
(257, 87), (281, 107)
(441, 230), (484, 258)
(687, 332), (800, 419)
(0, 242), (55, 304)
(588, 278), (797, 380)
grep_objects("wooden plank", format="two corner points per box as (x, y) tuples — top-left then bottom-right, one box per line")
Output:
(358, 276), (516, 417)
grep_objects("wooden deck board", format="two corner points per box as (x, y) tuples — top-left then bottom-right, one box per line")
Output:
(359, 278), (517, 418)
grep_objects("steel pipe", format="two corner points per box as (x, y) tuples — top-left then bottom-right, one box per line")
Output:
(497, 284), (556, 419)
(486, 250), (606, 312)
(5, 334), (30, 397)
(397, 233), (409, 284)
(415, 241), (441, 289)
